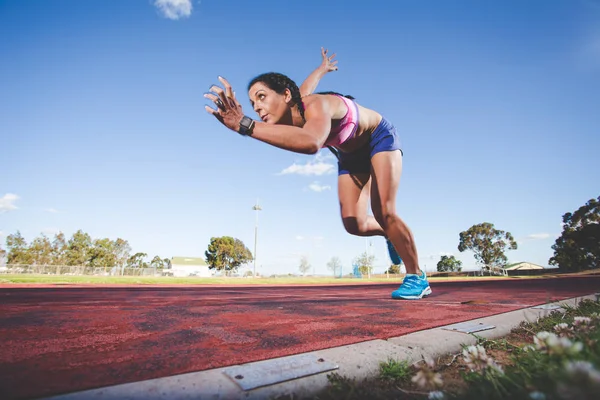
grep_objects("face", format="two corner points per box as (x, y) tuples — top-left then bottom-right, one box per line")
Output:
(248, 82), (293, 124)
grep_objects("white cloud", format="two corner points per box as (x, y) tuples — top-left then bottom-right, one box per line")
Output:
(517, 232), (555, 245)
(45, 208), (59, 213)
(0, 193), (19, 213)
(278, 150), (337, 176)
(307, 182), (332, 192)
(154, 0), (193, 20)
(526, 233), (551, 240)
(279, 162), (335, 176)
(42, 228), (60, 236)
(296, 235), (304, 241)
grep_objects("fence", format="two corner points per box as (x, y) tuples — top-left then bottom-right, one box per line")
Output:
(0, 264), (165, 277)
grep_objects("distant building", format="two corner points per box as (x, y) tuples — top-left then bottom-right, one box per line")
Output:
(505, 262), (548, 271)
(504, 261), (557, 276)
(170, 257), (212, 277)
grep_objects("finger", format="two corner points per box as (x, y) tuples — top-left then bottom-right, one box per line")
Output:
(329, 53), (336, 61)
(218, 76), (234, 99)
(204, 93), (226, 110)
(204, 105), (217, 115)
(205, 105), (224, 123)
(321, 47), (326, 56)
(331, 60), (338, 66)
(209, 84), (227, 103)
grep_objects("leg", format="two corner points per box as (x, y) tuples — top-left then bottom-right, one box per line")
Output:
(370, 150), (422, 276)
(338, 173), (385, 237)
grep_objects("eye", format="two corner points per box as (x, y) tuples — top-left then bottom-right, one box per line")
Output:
(258, 94), (265, 101)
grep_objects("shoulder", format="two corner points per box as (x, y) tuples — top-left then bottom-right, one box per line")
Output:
(302, 94), (345, 119)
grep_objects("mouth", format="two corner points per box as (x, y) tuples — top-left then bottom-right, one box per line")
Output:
(260, 114), (269, 122)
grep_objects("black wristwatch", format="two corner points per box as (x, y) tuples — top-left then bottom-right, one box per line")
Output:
(238, 116), (255, 136)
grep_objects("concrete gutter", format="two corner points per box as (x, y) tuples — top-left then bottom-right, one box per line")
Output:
(45, 293), (599, 400)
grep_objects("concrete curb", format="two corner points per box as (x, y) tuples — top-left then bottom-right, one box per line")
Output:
(45, 293), (598, 400)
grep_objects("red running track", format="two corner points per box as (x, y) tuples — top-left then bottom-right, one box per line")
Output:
(1, 276), (599, 400)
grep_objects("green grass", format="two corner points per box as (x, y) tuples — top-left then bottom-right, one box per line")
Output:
(379, 358), (413, 382)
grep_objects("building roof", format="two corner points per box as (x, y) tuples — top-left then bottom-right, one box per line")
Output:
(505, 262), (546, 271)
(171, 257), (208, 266)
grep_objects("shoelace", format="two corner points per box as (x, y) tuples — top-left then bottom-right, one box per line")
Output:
(401, 276), (419, 288)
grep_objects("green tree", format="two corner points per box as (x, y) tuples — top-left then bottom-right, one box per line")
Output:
(386, 264), (401, 274)
(549, 195), (600, 272)
(163, 258), (172, 269)
(0, 244), (6, 265)
(113, 238), (131, 269)
(205, 236), (253, 275)
(458, 222), (517, 269)
(437, 255), (463, 272)
(65, 230), (92, 266)
(326, 256), (342, 276)
(150, 255), (165, 269)
(88, 238), (117, 268)
(29, 234), (53, 265)
(52, 232), (67, 265)
(354, 252), (375, 276)
(6, 231), (32, 265)
(299, 255), (311, 275)
(127, 252), (148, 269)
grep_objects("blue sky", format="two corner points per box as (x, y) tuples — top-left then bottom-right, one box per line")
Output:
(1, 0), (599, 275)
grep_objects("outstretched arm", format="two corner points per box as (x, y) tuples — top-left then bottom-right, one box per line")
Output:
(205, 77), (333, 155)
(299, 47), (338, 97)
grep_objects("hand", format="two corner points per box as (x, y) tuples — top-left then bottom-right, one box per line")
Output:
(204, 76), (244, 132)
(320, 47), (338, 72)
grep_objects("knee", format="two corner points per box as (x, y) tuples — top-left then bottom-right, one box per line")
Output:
(342, 216), (366, 236)
(374, 210), (398, 230)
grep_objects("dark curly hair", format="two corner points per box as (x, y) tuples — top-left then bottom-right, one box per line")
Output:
(247, 72), (355, 122)
(247, 72), (355, 159)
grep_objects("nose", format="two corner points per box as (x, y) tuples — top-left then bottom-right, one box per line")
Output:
(253, 102), (261, 114)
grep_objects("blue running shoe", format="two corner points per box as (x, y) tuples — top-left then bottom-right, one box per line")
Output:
(386, 238), (403, 265)
(391, 271), (432, 300)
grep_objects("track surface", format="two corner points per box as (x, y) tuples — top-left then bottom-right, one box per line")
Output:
(1, 276), (599, 400)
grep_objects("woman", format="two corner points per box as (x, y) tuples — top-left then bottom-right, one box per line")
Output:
(204, 51), (431, 300)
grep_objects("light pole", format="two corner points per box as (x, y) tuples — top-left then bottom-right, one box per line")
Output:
(252, 199), (262, 278)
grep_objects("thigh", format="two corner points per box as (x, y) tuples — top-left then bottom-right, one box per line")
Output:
(370, 150), (403, 218)
(338, 173), (371, 220)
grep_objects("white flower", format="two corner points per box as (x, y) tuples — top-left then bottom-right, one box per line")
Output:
(554, 323), (572, 337)
(428, 391), (446, 400)
(533, 331), (583, 355)
(412, 358), (443, 389)
(572, 316), (593, 332)
(534, 331), (554, 351)
(573, 316), (591, 325)
(463, 345), (489, 372)
(564, 361), (600, 384)
(486, 358), (505, 376)
(557, 361), (600, 399)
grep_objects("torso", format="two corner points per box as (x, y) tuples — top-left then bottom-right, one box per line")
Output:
(303, 94), (382, 154)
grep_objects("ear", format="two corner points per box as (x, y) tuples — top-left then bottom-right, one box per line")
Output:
(284, 88), (293, 104)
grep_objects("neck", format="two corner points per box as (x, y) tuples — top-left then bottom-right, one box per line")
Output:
(291, 105), (304, 127)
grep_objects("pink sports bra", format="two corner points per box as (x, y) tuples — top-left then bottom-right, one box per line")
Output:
(323, 95), (359, 148)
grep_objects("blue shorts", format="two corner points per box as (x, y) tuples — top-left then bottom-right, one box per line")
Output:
(337, 117), (402, 175)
